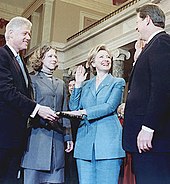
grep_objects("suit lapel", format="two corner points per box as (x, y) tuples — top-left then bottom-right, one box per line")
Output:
(88, 78), (96, 98)
(128, 31), (166, 89)
(4, 45), (20, 73)
(52, 77), (59, 92)
(4, 45), (30, 87)
(96, 74), (111, 95)
(38, 72), (56, 92)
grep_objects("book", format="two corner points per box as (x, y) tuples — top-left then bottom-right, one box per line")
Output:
(56, 111), (83, 120)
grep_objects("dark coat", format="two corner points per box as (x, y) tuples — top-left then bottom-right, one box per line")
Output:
(123, 32), (170, 152)
(0, 45), (36, 149)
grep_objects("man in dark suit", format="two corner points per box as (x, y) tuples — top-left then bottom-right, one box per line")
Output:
(123, 3), (170, 184)
(0, 16), (57, 184)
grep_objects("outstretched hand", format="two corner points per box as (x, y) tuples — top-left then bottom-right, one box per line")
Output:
(38, 105), (57, 121)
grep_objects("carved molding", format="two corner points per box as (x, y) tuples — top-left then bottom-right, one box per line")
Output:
(67, 66), (77, 76)
(112, 48), (130, 77)
(151, 0), (161, 3)
(112, 48), (130, 61)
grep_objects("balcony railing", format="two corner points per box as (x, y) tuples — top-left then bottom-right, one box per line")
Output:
(67, 0), (140, 42)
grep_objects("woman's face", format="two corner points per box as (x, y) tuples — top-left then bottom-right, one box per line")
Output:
(42, 49), (58, 71)
(92, 50), (111, 73)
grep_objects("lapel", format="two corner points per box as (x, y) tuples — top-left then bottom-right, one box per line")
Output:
(4, 45), (29, 88)
(128, 31), (166, 89)
(96, 74), (112, 95)
(88, 74), (112, 97)
(88, 77), (96, 98)
(38, 72), (59, 93)
(4, 45), (20, 73)
(52, 77), (59, 92)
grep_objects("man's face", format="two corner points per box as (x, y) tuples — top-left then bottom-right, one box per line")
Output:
(9, 25), (31, 52)
(136, 13), (147, 40)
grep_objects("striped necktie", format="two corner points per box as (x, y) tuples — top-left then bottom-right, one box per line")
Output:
(16, 55), (28, 87)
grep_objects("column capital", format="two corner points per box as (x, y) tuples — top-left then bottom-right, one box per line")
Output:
(65, 66), (77, 77)
(112, 48), (130, 61)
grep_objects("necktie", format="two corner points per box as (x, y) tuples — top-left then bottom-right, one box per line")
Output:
(16, 55), (28, 87)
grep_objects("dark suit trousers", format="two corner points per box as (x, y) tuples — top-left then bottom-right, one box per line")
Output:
(132, 152), (170, 184)
(0, 148), (22, 184)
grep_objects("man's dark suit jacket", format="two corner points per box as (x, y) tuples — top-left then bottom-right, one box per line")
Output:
(123, 31), (170, 152)
(0, 45), (36, 149)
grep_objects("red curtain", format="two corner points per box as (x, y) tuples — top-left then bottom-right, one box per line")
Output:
(0, 18), (8, 47)
(0, 35), (5, 47)
(0, 18), (8, 29)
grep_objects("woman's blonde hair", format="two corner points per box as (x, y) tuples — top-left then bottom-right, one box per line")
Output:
(86, 44), (111, 75)
(30, 44), (58, 71)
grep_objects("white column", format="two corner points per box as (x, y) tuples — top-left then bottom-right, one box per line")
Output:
(41, 0), (54, 43)
(112, 48), (130, 78)
(30, 12), (40, 48)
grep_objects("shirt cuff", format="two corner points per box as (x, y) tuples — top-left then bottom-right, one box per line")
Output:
(30, 104), (40, 118)
(142, 125), (154, 133)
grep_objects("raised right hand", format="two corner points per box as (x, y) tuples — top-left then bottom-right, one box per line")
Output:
(75, 65), (87, 87)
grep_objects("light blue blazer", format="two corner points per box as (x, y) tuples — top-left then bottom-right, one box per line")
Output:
(69, 74), (125, 160)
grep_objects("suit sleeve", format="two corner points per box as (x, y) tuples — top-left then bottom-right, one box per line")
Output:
(142, 37), (170, 130)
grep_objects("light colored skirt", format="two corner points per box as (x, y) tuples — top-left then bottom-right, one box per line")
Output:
(24, 140), (64, 184)
(24, 167), (64, 184)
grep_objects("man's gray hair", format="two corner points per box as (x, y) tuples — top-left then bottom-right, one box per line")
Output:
(5, 16), (32, 40)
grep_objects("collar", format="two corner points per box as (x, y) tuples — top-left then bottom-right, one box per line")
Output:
(6, 43), (18, 57)
(96, 73), (108, 82)
(147, 30), (164, 44)
(40, 70), (53, 78)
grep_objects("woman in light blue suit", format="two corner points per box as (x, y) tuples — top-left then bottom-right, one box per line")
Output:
(68, 44), (125, 184)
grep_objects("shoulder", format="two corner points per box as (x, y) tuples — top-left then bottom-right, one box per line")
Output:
(152, 32), (170, 47)
(30, 72), (39, 79)
(55, 77), (65, 84)
(30, 72), (41, 84)
(0, 45), (12, 58)
(82, 78), (94, 88)
(108, 74), (125, 86)
(54, 77), (66, 88)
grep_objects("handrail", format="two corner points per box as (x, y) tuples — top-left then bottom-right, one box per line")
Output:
(67, 0), (140, 42)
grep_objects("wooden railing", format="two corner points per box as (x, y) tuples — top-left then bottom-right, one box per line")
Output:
(67, 0), (140, 42)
